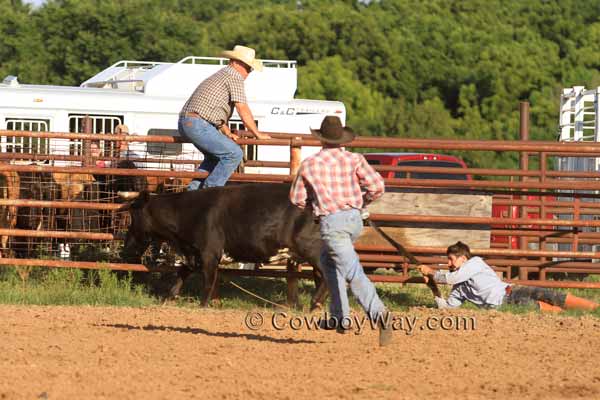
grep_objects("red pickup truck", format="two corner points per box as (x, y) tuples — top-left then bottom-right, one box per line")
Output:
(363, 152), (550, 249)
(363, 153), (470, 180)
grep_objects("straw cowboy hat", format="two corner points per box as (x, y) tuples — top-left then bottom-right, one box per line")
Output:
(114, 124), (129, 134)
(221, 45), (263, 72)
(310, 116), (356, 144)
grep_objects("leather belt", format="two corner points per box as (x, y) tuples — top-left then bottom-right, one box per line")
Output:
(180, 112), (224, 129)
(181, 112), (201, 119)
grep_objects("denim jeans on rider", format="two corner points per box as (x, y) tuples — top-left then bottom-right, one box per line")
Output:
(319, 208), (386, 322)
(178, 116), (243, 190)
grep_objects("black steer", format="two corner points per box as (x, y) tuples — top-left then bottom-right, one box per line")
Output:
(120, 183), (328, 308)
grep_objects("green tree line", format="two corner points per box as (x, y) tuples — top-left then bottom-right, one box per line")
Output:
(2, 0), (600, 168)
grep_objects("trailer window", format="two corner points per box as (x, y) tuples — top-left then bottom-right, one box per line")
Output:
(147, 129), (181, 156)
(3, 119), (50, 155)
(68, 114), (123, 156)
(395, 160), (468, 180)
(230, 119), (258, 161)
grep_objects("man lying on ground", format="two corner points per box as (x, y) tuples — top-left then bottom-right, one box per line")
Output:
(418, 241), (599, 312)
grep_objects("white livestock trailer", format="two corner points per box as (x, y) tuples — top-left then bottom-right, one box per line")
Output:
(557, 86), (600, 255)
(0, 56), (346, 174)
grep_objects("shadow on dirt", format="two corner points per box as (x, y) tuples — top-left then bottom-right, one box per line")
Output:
(97, 323), (320, 344)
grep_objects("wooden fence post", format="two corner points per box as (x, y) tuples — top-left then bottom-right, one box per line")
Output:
(519, 102), (530, 280)
(287, 137), (302, 307)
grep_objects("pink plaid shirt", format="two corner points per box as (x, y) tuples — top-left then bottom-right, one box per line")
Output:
(290, 147), (385, 216)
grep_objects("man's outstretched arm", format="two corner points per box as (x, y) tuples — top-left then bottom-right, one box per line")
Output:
(289, 168), (308, 209)
(235, 102), (271, 140)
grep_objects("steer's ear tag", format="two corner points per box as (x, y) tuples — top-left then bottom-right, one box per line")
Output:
(184, 121), (193, 127)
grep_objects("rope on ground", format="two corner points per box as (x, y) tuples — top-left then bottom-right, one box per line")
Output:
(229, 281), (290, 310)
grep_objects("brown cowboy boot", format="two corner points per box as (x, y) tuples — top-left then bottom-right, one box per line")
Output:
(537, 301), (562, 313)
(563, 294), (599, 311)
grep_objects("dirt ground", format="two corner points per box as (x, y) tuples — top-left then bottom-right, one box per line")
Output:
(0, 305), (599, 400)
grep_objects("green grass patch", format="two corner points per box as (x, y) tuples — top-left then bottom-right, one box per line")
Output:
(0, 266), (599, 318)
(0, 267), (156, 307)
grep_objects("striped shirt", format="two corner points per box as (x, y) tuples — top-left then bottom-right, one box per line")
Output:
(290, 147), (385, 216)
(180, 65), (247, 127)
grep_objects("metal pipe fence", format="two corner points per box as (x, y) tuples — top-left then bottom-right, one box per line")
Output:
(2, 125), (600, 293)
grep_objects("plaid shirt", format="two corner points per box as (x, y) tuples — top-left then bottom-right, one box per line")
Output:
(290, 147), (385, 216)
(180, 65), (247, 127)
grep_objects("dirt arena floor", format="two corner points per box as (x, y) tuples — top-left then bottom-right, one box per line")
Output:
(0, 305), (599, 399)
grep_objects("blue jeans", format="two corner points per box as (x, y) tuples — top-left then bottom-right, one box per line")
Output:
(178, 117), (243, 189)
(319, 209), (386, 321)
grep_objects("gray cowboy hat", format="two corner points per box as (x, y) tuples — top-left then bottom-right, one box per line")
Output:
(310, 116), (356, 144)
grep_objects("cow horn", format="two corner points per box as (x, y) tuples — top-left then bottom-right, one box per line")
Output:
(117, 203), (131, 211)
(117, 191), (140, 200)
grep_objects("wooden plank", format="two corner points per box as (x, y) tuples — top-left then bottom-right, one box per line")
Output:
(358, 190), (492, 249)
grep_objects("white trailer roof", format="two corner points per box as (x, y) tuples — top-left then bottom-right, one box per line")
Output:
(79, 56), (298, 101)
